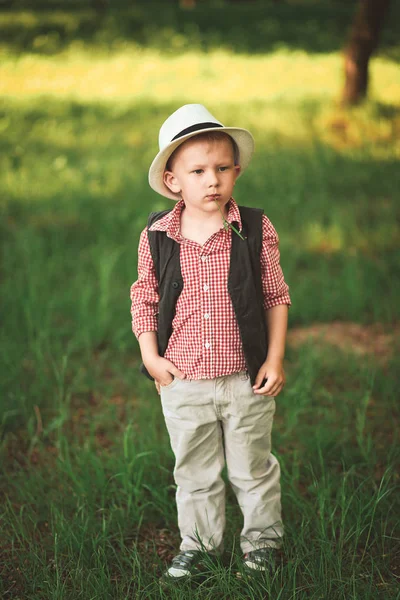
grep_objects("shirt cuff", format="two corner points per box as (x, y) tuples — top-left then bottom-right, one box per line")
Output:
(264, 295), (292, 311)
(132, 317), (158, 340)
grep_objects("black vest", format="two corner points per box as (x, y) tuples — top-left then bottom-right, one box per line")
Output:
(139, 205), (268, 386)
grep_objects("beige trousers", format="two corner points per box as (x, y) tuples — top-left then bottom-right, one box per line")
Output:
(160, 370), (284, 555)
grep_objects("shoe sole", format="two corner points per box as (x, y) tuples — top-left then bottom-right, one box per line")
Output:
(236, 560), (282, 580)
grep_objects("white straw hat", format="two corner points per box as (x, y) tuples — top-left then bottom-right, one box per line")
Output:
(148, 104), (255, 200)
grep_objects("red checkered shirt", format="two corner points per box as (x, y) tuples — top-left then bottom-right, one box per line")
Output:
(130, 197), (291, 380)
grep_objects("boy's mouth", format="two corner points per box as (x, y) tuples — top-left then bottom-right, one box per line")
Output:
(207, 194), (221, 200)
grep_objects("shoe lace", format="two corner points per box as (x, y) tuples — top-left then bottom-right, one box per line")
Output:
(246, 547), (275, 564)
(171, 550), (200, 569)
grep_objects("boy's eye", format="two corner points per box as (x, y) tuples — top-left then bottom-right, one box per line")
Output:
(193, 169), (203, 174)
(219, 166), (229, 172)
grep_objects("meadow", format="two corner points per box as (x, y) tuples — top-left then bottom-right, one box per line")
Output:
(1, 2), (400, 598)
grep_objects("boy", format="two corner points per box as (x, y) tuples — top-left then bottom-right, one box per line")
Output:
(130, 104), (291, 583)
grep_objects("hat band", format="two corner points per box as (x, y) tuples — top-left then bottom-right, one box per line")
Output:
(171, 122), (223, 142)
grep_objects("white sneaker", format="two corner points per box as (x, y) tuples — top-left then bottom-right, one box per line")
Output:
(160, 549), (206, 585)
(237, 547), (281, 578)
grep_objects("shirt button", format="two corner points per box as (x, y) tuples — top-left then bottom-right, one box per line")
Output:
(203, 284), (209, 291)
(204, 313), (210, 319)
(205, 342), (210, 349)
(201, 256), (208, 262)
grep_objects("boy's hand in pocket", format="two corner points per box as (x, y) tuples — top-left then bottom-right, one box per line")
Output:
(145, 356), (186, 394)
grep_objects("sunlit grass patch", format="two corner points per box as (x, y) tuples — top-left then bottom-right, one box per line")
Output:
(1, 48), (399, 109)
(300, 216), (400, 255)
(315, 103), (400, 156)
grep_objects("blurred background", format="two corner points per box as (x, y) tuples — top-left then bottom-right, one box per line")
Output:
(1, 1), (399, 598)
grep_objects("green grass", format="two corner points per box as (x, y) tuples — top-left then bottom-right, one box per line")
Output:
(1, 2), (400, 598)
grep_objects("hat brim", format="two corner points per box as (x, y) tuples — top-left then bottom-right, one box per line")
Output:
(148, 127), (255, 201)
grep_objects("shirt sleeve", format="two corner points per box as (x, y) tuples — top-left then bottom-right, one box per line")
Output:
(130, 227), (159, 339)
(260, 215), (292, 310)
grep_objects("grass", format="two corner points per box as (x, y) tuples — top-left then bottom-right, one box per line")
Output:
(1, 2), (400, 598)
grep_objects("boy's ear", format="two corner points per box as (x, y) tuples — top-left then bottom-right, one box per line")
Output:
(164, 170), (181, 194)
(234, 164), (241, 179)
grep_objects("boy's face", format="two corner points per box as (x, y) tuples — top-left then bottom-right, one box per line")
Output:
(163, 136), (241, 217)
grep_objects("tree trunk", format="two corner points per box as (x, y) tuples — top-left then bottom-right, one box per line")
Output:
(342, 0), (391, 105)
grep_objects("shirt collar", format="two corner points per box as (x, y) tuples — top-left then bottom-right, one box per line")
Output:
(149, 197), (243, 239)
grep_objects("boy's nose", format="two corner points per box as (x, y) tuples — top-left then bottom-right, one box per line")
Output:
(207, 171), (219, 187)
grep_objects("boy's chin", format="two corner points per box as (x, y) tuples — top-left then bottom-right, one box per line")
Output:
(205, 196), (230, 206)
(205, 200), (228, 211)
(183, 196), (230, 211)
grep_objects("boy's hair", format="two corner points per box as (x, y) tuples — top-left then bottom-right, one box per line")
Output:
(165, 131), (240, 172)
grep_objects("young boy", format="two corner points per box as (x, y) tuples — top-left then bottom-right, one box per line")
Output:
(130, 104), (291, 583)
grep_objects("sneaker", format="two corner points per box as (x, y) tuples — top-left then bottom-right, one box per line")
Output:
(160, 549), (216, 586)
(237, 546), (281, 578)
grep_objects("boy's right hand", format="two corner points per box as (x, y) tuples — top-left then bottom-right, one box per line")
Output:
(144, 356), (186, 395)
